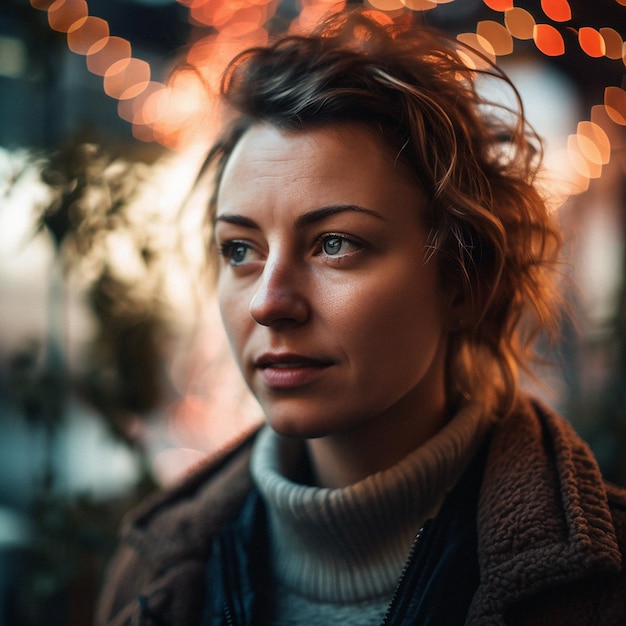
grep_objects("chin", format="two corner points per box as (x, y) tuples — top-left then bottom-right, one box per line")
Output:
(263, 411), (335, 440)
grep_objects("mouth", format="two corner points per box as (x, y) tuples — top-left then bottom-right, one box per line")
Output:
(254, 353), (335, 389)
(255, 353), (334, 369)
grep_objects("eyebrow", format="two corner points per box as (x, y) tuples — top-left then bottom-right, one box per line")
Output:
(295, 205), (385, 227)
(214, 204), (386, 229)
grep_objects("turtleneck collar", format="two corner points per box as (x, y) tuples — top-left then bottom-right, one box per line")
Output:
(250, 403), (490, 603)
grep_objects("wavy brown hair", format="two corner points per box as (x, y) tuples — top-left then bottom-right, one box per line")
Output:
(199, 8), (563, 418)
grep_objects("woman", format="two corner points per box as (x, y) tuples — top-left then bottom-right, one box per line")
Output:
(96, 9), (626, 625)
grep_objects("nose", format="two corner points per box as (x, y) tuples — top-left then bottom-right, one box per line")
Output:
(249, 257), (310, 327)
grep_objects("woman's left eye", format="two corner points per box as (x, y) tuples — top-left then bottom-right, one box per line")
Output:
(319, 235), (360, 257)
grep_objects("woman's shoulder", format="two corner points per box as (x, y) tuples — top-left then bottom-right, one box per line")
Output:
(95, 423), (262, 625)
(124, 422), (261, 540)
(470, 395), (626, 625)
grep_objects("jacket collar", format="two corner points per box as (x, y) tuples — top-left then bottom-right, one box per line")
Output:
(121, 424), (260, 569)
(468, 399), (622, 623)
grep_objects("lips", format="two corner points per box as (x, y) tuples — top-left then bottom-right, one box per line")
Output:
(256, 353), (333, 368)
(254, 353), (334, 388)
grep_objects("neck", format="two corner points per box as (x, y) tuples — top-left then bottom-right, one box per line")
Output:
(307, 380), (449, 488)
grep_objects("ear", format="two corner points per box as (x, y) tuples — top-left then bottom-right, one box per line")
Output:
(444, 282), (476, 333)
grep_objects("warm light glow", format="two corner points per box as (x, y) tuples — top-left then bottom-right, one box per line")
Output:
(477, 20), (513, 56)
(579, 27), (606, 58)
(402, 0), (437, 10)
(504, 8), (536, 40)
(604, 86), (626, 125)
(29, 0), (55, 10)
(575, 134), (604, 170)
(188, 0), (224, 27)
(176, 0), (205, 7)
(366, 0), (405, 12)
(86, 36), (132, 76)
(577, 121), (611, 165)
(567, 134), (602, 178)
(361, 9), (395, 24)
(47, 0), (88, 33)
(457, 33), (496, 64)
(212, 3), (243, 29)
(533, 23), (565, 56)
(543, 148), (590, 198)
(599, 28), (624, 60)
(187, 0), (275, 28)
(218, 19), (266, 38)
(152, 447), (208, 486)
(540, 0), (571, 22)
(590, 105), (626, 152)
(291, 0), (347, 32)
(103, 57), (151, 100)
(131, 123), (158, 144)
(482, 0), (513, 12)
(117, 81), (164, 124)
(136, 68), (214, 151)
(28, 0), (626, 159)
(67, 16), (109, 55)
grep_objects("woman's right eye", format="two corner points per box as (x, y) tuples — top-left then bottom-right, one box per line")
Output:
(219, 241), (256, 266)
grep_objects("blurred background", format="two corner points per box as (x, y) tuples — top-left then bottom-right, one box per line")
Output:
(0, 0), (625, 623)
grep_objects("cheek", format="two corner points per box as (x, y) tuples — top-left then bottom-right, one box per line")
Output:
(332, 270), (446, 356)
(217, 285), (248, 347)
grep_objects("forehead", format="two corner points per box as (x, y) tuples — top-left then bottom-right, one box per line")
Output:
(215, 122), (423, 216)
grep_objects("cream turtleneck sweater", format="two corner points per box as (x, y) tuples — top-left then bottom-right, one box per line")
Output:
(249, 403), (489, 623)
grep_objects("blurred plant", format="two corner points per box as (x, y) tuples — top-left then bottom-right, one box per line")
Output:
(0, 137), (200, 624)
(37, 139), (182, 438)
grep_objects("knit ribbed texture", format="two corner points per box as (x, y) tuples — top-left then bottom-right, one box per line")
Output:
(250, 402), (489, 605)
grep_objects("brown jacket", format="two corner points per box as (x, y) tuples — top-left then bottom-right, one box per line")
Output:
(96, 399), (626, 625)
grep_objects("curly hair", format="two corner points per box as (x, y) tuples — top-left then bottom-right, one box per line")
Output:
(199, 8), (563, 418)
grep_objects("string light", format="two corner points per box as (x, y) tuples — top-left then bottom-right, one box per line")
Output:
(29, 0), (626, 194)
(533, 23), (565, 56)
(541, 0), (571, 23)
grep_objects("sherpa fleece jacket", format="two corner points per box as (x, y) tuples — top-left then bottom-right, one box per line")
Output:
(95, 398), (626, 625)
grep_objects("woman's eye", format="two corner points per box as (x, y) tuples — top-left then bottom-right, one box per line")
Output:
(220, 241), (255, 266)
(320, 235), (360, 257)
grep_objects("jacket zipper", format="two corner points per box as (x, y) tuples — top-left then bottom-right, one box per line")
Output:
(380, 526), (425, 626)
(218, 535), (236, 626)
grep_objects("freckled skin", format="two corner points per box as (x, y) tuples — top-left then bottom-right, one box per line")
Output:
(215, 123), (456, 487)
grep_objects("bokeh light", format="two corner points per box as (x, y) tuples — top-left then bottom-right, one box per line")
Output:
(457, 32), (496, 65)
(66, 16), (109, 54)
(533, 23), (565, 56)
(47, 0), (88, 33)
(29, 0), (55, 9)
(367, 0), (405, 12)
(28, 0), (626, 198)
(402, 0), (437, 11)
(568, 133), (603, 179)
(103, 57), (151, 100)
(600, 28), (623, 60)
(86, 36), (132, 76)
(483, 0), (513, 11)
(579, 27), (606, 58)
(476, 20), (513, 56)
(503, 8), (535, 40)
(577, 121), (611, 165)
(541, 0), (571, 22)
(605, 86), (626, 125)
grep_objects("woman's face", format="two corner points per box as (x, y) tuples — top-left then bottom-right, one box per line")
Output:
(215, 123), (454, 442)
